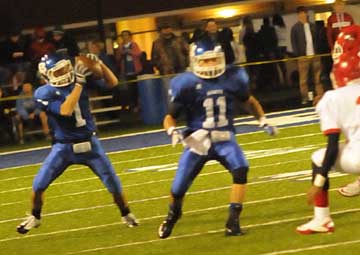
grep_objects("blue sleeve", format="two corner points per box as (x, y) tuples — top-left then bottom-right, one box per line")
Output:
(34, 87), (62, 115)
(234, 68), (250, 102)
(169, 73), (195, 106)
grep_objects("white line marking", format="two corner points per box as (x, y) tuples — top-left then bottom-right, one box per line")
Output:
(0, 187), (342, 244)
(64, 207), (359, 255)
(259, 239), (360, 255)
(0, 158), (309, 207)
(0, 142), (322, 195)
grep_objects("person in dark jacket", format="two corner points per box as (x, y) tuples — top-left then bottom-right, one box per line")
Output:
(51, 25), (79, 57)
(291, 6), (324, 105)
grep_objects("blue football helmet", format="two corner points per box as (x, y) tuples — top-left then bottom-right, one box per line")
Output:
(190, 39), (225, 79)
(38, 52), (74, 87)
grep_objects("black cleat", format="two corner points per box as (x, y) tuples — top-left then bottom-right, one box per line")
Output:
(158, 211), (181, 239)
(225, 218), (245, 236)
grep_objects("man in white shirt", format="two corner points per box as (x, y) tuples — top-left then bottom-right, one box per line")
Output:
(297, 25), (360, 234)
(291, 6), (324, 105)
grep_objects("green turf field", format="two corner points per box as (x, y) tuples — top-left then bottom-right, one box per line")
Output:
(1, 123), (359, 255)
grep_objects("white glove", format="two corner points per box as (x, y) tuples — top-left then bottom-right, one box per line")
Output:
(86, 53), (102, 64)
(74, 64), (92, 86)
(259, 116), (278, 136)
(167, 127), (183, 147)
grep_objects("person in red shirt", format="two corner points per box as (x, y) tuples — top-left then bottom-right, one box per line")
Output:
(28, 27), (55, 64)
(326, 0), (354, 50)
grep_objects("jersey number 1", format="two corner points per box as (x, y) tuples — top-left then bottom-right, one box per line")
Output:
(74, 103), (86, 127)
(203, 96), (228, 128)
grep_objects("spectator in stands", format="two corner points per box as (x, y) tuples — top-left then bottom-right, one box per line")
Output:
(242, 16), (260, 90)
(89, 39), (118, 77)
(51, 25), (80, 57)
(28, 27), (55, 64)
(219, 27), (241, 64)
(273, 14), (289, 86)
(115, 30), (143, 112)
(203, 19), (220, 44)
(327, 0), (354, 50)
(15, 82), (49, 144)
(316, 20), (332, 91)
(291, 6), (324, 105)
(257, 17), (279, 90)
(151, 23), (189, 75)
(1, 26), (31, 85)
(139, 51), (155, 75)
(189, 28), (204, 44)
(0, 87), (15, 143)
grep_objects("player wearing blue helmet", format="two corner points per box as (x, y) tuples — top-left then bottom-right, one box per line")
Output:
(17, 52), (138, 234)
(158, 39), (278, 238)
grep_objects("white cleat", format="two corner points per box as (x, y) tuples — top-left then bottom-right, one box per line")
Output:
(122, 213), (139, 228)
(17, 215), (41, 234)
(338, 179), (360, 197)
(296, 217), (334, 235)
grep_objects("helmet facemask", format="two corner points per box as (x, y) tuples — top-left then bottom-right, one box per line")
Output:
(192, 45), (225, 79)
(39, 59), (74, 87)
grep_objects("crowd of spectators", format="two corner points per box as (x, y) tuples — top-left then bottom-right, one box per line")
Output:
(0, 0), (355, 145)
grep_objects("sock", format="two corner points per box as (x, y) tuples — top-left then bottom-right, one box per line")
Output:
(120, 207), (130, 217)
(32, 208), (41, 220)
(169, 201), (182, 216)
(314, 190), (328, 207)
(229, 203), (243, 220)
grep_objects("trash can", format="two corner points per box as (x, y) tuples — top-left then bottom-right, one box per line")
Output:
(138, 75), (168, 125)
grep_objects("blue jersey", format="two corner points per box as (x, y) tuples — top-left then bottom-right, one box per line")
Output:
(34, 80), (105, 142)
(170, 66), (250, 133)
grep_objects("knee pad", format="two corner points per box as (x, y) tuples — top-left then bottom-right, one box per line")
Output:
(232, 167), (248, 184)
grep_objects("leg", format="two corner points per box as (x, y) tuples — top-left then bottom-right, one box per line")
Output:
(86, 137), (138, 227)
(214, 138), (249, 236)
(297, 59), (310, 104)
(158, 149), (206, 238)
(296, 162), (334, 234)
(15, 114), (24, 144)
(17, 143), (70, 234)
(312, 57), (324, 101)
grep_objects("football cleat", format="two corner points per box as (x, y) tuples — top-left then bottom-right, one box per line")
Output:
(158, 212), (181, 239)
(225, 217), (245, 236)
(338, 179), (360, 197)
(296, 217), (334, 235)
(122, 213), (139, 228)
(17, 215), (41, 234)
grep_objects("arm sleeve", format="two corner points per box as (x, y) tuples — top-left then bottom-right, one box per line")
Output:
(234, 68), (251, 102)
(320, 133), (340, 177)
(168, 101), (184, 119)
(34, 88), (62, 115)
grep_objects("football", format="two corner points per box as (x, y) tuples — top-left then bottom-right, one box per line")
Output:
(75, 55), (103, 80)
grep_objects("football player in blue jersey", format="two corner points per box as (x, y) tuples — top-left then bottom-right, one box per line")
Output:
(158, 39), (277, 238)
(17, 52), (138, 234)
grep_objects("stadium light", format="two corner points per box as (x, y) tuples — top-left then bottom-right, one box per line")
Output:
(216, 9), (237, 18)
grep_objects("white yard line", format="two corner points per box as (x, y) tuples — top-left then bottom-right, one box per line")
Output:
(64, 207), (359, 255)
(259, 239), (360, 255)
(0, 158), (309, 207)
(0, 186), (343, 244)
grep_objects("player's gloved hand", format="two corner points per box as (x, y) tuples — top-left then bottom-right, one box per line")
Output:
(74, 64), (92, 86)
(259, 117), (278, 136)
(167, 126), (183, 147)
(86, 53), (103, 64)
(263, 124), (278, 136)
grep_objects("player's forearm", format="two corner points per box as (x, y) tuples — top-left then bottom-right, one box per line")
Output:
(163, 114), (177, 134)
(319, 133), (340, 178)
(60, 85), (82, 116)
(100, 62), (118, 88)
(245, 96), (265, 121)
